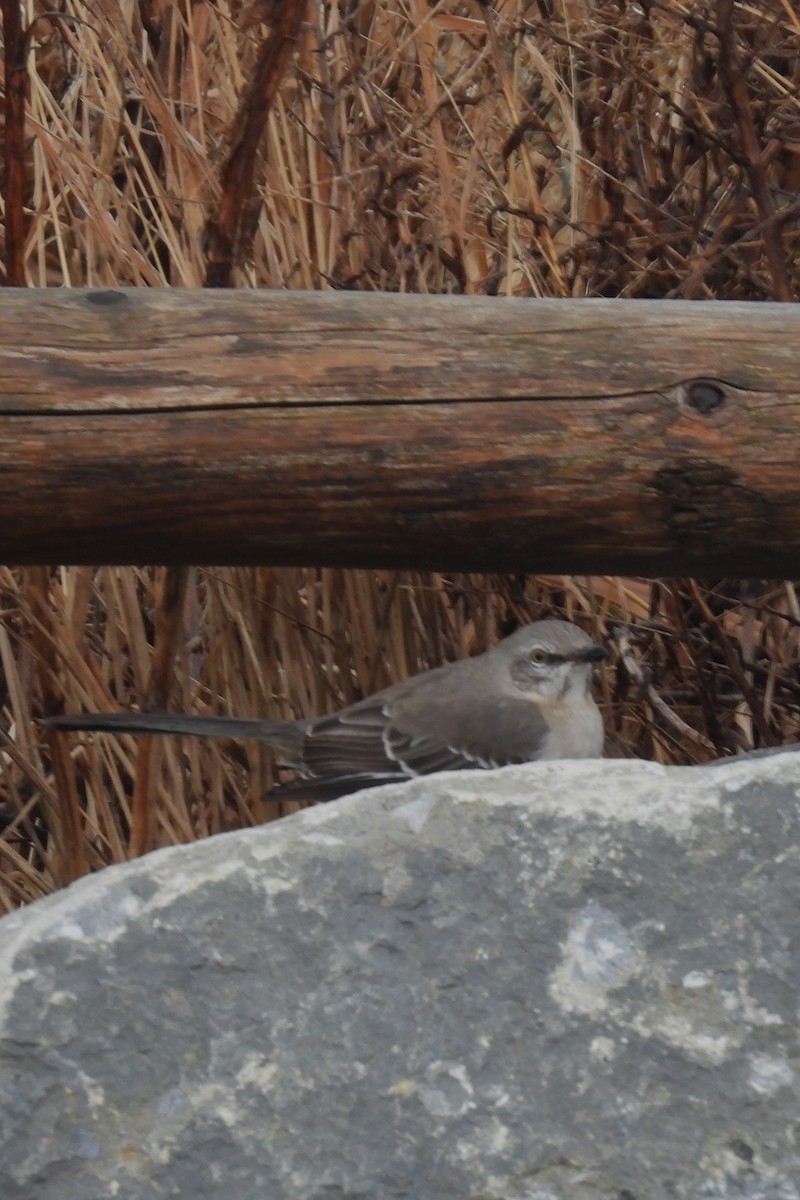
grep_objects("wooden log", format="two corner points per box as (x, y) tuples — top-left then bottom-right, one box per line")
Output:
(0, 288), (798, 574)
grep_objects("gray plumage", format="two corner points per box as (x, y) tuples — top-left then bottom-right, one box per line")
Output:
(42, 620), (607, 803)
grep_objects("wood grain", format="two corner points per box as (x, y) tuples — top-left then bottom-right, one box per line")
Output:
(1, 289), (798, 573)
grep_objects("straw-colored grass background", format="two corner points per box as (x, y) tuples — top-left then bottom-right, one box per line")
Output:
(1, 0), (799, 908)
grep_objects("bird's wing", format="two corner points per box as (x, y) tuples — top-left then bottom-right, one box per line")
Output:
(385, 681), (550, 774)
(298, 661), (549, 782)
(300, 696), (406, 781)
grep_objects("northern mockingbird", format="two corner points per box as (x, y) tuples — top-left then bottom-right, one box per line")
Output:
(42, 620), (607, 802)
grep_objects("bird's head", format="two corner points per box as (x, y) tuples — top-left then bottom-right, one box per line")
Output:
(501, 620), (608, 704)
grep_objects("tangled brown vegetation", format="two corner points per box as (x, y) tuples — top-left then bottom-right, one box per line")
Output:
(1, 0), (799, 907)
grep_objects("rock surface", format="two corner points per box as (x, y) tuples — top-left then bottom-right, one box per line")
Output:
(1, 753), (800, 1200)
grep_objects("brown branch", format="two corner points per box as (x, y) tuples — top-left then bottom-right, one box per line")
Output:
(687, 580), (778, 748)
(715, 0), (793, 302)
(27, 568), (89, 884)
(128, 565), (190, 858)
(614, 625), (715, 753)
(1, 291), (800, 575)
(204, 1), (306, 288)
(2, 0), (28, 286)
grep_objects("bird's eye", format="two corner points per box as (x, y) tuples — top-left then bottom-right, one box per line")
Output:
(529, 648), (547, 664)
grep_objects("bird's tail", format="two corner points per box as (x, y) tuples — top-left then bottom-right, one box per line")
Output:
(40, 710), (306, 757)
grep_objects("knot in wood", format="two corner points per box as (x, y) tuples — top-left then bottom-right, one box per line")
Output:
(684, 379), (726, 415)
(84, 290), (130, 308)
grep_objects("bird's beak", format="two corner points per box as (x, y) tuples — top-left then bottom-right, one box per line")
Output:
(576, 645), (609, 664)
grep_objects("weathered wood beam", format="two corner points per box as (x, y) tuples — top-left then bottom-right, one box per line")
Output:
(0, 288), (798, 574)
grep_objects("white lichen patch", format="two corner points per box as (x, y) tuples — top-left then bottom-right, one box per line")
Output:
(390, 792), (439, 833)
(632, 1012), (733, 1066)
(301, 832), (344, 846)
(387, 1078), (416, 1098)
(236, 1055), (279, 1092)
(748, 1053), (795, 1096)
(418, 1062), (475, 1118)
(682, 971), (711, 989)
(589, 1036), (617, 1062)
(550, 901), (641, 1015)
(454, 1116), (511, 1161)
(77, 1071), (106, 1111)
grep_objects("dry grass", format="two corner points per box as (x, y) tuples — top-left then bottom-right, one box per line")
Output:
(1, 0), (799, 907)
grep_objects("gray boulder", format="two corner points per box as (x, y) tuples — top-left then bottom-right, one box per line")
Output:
(1, 753), (799, 1200)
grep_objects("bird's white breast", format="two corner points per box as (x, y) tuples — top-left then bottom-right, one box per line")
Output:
(538, 693), (604, 759)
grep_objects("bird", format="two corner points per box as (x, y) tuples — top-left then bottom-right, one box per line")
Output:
(41, 620), (608, 803)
